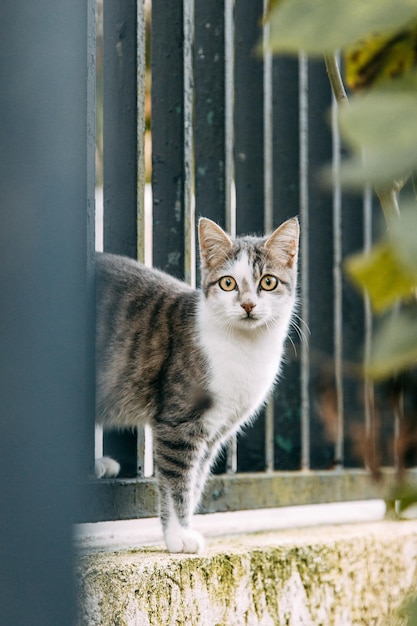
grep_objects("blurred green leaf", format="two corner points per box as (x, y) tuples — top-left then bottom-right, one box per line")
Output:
(399, 595), (417, 626)
(346, 205), (417, 379)
(267, 0), (417, 55)
(345, 241), (417, 313)
(336, 89), (417, 186)
(391, 204), (417, 275)
(367, 308), (417, 379)
(390, 483), (417, 514)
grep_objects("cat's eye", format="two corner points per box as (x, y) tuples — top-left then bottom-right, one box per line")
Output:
(219, 276), (237, 291)
(260, 275), (278, 291)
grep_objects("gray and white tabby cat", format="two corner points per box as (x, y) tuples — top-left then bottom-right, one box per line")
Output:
(95, 216), (299, 553)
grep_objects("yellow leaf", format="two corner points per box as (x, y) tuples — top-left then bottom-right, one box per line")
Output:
(345, 22), (417, 91)
(267, 0), (417, 56)
(345, 241), (417, 313)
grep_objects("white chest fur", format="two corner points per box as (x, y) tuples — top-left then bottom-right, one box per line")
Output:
(198, 311), (288, 439)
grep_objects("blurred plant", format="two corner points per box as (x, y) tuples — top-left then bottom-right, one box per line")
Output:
(266, 0), (417, 502)
(266, 2), (417, 380)
(399, 596), (417, 626)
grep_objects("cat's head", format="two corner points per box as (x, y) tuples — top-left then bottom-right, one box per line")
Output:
(198, 217), (299, 332)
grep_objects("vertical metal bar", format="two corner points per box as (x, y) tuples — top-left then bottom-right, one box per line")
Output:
(225, 0), (235, 235)
(136, 427), (146, 478)
(225, 0), (237, 473)
(233, 0), (266, 474)
(135, 0), (148, 476)
(263, 0), (273, 235)
(86, 0), (97, 477)
(87, 0), (97, 249)
(194, 0), (226, 228)
(184, 0), (195, 286)
(144, 424), (154, 477)
(137, 0), (147, 265)
(103, 0), (138, 257)
(234, 0), (265, 236)
(393, 389), (403, 471)
(272, 56), (301, 218)
(305, 58), (334, 470)
(226, 437), (238, 474)
(299, 52), (310, 471)
(272, 54), (301, 470)
(151, 0), (185, 279)
(331, 73), (344, 468)
(102, 0), (140, 477)
(263, 0), (275, 472)
(363, 185), (374, 467)
(96, 0), (104, 194)
(264, 403), (275, 473)
(94, 4), (105, 469)
(339, 187), (366, 468)
(0, 1), (89, 622)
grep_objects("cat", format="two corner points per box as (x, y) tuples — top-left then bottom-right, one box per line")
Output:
(95, 216), (299, 553)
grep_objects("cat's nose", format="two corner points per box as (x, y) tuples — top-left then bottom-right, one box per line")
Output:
(241, 301), (256, 314)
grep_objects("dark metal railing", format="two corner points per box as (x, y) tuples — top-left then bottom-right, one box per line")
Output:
(83, 0), (403, 522)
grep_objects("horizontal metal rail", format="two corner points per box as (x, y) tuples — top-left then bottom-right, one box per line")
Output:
(79, 469), (417, 523)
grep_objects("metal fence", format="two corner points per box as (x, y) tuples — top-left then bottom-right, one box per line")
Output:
(79, 0), (413, 524)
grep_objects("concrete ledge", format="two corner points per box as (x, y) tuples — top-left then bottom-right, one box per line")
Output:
(77, 519), (417, 625)
(75, 500), (387, 551)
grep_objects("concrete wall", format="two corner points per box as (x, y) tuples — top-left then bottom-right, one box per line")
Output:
(77, 520), (417, 626)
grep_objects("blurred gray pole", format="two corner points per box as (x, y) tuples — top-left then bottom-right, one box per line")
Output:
(0, 2), (93, 625)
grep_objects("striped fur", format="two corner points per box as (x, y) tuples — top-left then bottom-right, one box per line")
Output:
(96, 217), (299, 553)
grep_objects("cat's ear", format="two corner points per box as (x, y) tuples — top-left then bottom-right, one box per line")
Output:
(265, 217), (299, 268)
(198, 218), (233, 269)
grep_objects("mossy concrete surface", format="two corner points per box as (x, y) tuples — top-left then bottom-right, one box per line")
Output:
(77, 520), (417, 626)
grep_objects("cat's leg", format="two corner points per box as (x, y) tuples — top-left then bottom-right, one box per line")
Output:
(153, 429), (207, 554)
(193, 436), (225, 511)
(158, 481), (205, 554)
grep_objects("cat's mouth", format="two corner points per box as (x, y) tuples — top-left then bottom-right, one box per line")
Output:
(237, 311), (270, 329)
(240, 312), (259, 323)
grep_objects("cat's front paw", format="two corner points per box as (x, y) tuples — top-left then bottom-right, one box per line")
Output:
(95, 456), (121, 478)
(164, 527), (205, 554)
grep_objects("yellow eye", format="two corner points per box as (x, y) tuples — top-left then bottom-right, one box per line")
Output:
(219, 276), (237, 291)
(260, 275), (278, 291)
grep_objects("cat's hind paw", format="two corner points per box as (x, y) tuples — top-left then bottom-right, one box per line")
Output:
(165, 527), (205, 554)
(95, 456), (121, 479)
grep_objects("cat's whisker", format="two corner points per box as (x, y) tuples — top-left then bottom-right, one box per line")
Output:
(291, 324), (308, 347)
(223, 314), (236, 336)
(293, 313), (310, 336)
(265, 318), (278, 334)
(289, 316), (309, 348)
(287, 333), (298, 357)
